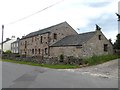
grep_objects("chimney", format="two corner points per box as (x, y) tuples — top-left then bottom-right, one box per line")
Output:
(22, 36), (25, 38)
(17, 37), (20, 40)
(6, 38), (10, 41)
(11, 36), (15, 39)
(95, 24), (101, 31)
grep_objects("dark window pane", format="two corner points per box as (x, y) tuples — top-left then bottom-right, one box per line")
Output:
(99, 35), (101, 40)
(38, 49), (40, 54)
(53, 33), (57, 39)
(32, 49), (34, 54)
(41, 36), (43, 43)
(104, 44), (108, 52)
(45, 48), (48, 55)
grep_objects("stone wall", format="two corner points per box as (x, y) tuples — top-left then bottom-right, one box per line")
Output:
(2, 54), (84, 65)
(50, 46), (82, 57)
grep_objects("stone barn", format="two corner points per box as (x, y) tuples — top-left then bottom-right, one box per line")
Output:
(50, 27), (113, 58)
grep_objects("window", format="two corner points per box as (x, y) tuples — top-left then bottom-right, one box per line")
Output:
(35, 36), (37, 41)
(25, 52), (27, 55)
(16, 43), (18, 47)
(25, 41), (27, 48)
(41, 36), (43, 43)
(99, 35), (101, 40)
(35, 49), (37, 54)
(53, 33), (57, 39)
(45, 48), (48, 55)
(38, 49), (40, 54)
(104, 44), (108, 52)
(32, 49), (34, 54)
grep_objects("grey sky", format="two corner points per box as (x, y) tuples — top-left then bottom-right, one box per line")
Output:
(0, 0), (119, 43)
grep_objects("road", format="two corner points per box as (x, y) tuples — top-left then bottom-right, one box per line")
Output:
(2, 59), (118, 88)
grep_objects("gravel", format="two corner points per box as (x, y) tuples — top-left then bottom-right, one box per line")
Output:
(59, 59), (119, 79)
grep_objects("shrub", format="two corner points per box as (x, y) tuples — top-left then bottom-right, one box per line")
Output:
(83, 54), (120, 66)
(4, 50), (12, 54)
(59, 54), (64, 62)
(67, 56), (83, 65)
(15, 54), (20, 57)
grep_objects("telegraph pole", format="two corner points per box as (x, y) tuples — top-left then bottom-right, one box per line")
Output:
(1, 25), (4, 59)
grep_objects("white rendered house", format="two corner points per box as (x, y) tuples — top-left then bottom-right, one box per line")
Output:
(0, 36), (16, 52)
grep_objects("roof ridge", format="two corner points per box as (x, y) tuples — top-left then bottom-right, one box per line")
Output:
(22, 21), (67, 39)
(66, 31), (96, 37)
(78, 31), (96, 35)
(39, 21), (67, 31)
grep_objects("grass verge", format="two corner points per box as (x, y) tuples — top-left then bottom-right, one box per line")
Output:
(83, 54), (120, 66)
(2, 59), (79, 69)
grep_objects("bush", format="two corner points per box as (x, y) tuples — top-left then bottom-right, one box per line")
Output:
(15, 54), (20, 57)
(68, 56), (83, 65)
(4, 50), (12, 54)
(83, 54), (120, 66)
(59, 54), (64, 62)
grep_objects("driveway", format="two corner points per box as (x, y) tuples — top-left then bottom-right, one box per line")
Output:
(59, 59), (119, 79)
(2, 59), (118, 88)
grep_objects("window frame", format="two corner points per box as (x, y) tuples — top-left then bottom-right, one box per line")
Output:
(53, 33), (57, 39)
(35, 49), (37, 54)
(38, 49), (40, 54)
(99, 35), (101, 40)
(32, 49), (34, 54)
(104, 44), (108, 52)
(45, 48), (48, 55)
(41, 36), (43, 44)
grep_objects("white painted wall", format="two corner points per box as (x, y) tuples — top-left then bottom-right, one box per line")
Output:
(3, 39), (16, 52)
(0, 37), (16, 52)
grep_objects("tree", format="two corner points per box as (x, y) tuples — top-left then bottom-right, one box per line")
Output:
(114, 34), (120, 49)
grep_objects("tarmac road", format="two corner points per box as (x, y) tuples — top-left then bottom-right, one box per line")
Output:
(2, 59), (118, 88)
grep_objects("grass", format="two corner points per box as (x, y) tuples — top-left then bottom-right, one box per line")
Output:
(2, 59), (79, 69)
(83, 54), (120, 66)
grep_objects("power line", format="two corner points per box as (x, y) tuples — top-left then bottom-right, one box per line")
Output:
(6, 0), (64, 25)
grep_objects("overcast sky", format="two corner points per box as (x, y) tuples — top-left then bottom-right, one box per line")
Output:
(0, 0), (119, 43)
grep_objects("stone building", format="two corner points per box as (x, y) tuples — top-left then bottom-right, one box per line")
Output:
(19, 22), (78, 57)
(19, 21), (113, 58)
(50, 27), (113, 58)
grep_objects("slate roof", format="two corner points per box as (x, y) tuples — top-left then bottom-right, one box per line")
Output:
(51, 31), (96, 47)
(11, 39), (19, 44)
(21, 21), (67, 39)
(0, 38), (11, 44)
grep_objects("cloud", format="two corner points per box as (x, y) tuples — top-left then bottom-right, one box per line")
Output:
(0, 0), (119, 43)
(85, 2), (111, 8)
